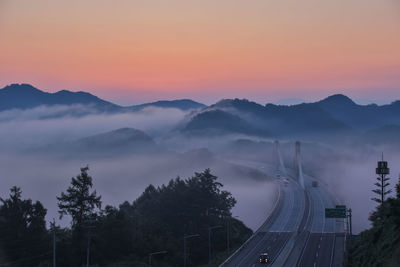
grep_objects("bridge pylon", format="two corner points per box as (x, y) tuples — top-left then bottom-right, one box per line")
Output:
(274, 140), (287, 177)
(294, 141), (305, 189)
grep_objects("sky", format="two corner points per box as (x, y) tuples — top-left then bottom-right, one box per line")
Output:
(0, 0), (399, 105)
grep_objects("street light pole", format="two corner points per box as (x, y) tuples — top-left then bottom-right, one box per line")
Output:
(148, 251), (167, 267)
(184, 234), (199, 267)
(84, 217), (95, 267)
(208, 226), (222, 267)
(51, 218), (56, 267)
(226, 216), (238, 256)
(226, 218), (229, 255)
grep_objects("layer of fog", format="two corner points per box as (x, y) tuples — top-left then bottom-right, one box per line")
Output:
(0, 105), (187, 150)
(279, 141), (400, 234)
(1, 104), (398, 234)
(0, 152), (277, 231)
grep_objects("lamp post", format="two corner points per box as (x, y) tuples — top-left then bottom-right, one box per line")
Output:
(148, 251), (167, 267)
(208, 226), (222, 267)
(184, 234), (199, 267)
(226, 215), (239, 255)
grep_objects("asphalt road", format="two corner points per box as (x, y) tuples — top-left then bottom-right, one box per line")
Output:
(297, 233), (345, 267)
(227, 232), (292, 267)
(222, 177), (304, 267)
(220, 158), (346, 267)
(294, 178), (346, 267)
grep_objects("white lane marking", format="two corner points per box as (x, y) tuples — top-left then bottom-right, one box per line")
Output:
(251, 264), (255, 267)
(318, 244), (320, 249)
(316, 252), (319, 257)
(314, 263), (316, 267)
(235, 232), (271, 266)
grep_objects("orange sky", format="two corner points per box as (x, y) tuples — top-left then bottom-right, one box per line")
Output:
(0, 0), (399, 104)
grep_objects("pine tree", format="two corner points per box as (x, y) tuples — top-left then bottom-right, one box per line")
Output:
(57, 166), (101, 265)
(57, 166), (102, 227)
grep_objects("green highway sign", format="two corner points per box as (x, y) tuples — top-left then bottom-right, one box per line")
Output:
(325, 208), (346, 218)
(336, 205), (346, 210)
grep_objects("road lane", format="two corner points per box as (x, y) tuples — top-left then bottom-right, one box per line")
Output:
(220, 158), (346, 267)
(298, 233), (336, 267)
(223, 175), (304, 266)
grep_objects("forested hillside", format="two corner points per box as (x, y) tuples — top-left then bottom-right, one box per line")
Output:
(346, 179), (400, 266)
(0, 168), (251, 266)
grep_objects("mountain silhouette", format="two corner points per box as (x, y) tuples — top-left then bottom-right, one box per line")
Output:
(193, 98), (352, 137)
(0, 83), (119, 112)
(37, 128), (163, 157)
(0, 83), (206, 113)
(316, 94), (400, 130)
(129, 99), (206, 111)
(181, 109), (271, 136)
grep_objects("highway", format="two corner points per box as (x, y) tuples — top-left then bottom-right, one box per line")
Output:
(293, 178), (345, 267)
(220, 157), (346, 267)
(221, 168), (305, 267)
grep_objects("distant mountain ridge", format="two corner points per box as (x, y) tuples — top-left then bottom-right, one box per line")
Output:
(36, 128), (165, 157)
(181, 109), (271, 137)
(0, 83), (206, 113)
(2, 83), (400, 138)
(180, 94), (400, 138)
(316, 94), (400, 130)
(129, 99), (206, 111)
(0, 83), (119, 112)
(182, 98), (351, 138)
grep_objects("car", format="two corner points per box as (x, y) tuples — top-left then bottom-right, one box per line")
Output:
(259, 253), (270, 264)
(282, 178), (290, 186)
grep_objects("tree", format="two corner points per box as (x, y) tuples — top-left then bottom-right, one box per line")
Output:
(57, 166), (101, 266)
(0, 186), (49, 266)
(57, 166), (102, 228)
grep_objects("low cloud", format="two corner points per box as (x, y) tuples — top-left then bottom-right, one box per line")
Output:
(0, 105), (187, 150)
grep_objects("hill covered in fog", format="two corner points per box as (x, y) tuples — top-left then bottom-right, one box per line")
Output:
(0, 84), (206, 115)
(2, 83), (400, 142)
(178, 95), (400, 140)
(35, 128), (166, 158)
(316, 94), (400, 130)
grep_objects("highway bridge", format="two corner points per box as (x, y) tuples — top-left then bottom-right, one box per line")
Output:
(220, 142), (346, 267)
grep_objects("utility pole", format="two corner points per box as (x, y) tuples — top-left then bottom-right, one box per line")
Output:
(348, 208), (352, 237)
(184, 234), (199, 267)
(87, 227), (91, 267)
(373, 154), (392, 204)
(208, 225), (222, 267)
(148, 251), (167, 267)
(226, 215), (239, 256)
(226, 218), (230, 255)
(84, 217), (95, 267)
(51, 218), (56, 267)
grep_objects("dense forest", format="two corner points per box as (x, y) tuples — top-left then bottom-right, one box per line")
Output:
(346, 178), (400, 266)
(0, 168), (252, 266)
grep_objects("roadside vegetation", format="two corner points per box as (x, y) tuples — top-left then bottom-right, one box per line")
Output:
(0, 167), (251, 266)
(345, 178), (400, 266)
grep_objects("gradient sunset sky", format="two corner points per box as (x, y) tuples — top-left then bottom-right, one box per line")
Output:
(0, 0), (399, 105)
